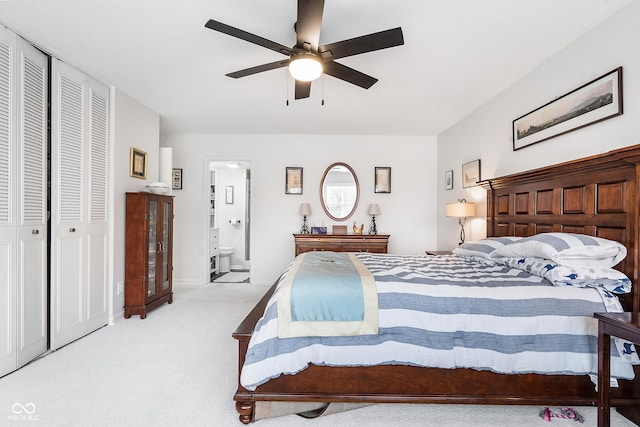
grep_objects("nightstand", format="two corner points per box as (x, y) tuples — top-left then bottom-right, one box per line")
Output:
(594, 312), (640, 427)
(425, 250), (452, 256)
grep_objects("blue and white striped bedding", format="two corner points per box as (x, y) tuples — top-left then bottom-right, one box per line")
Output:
(240, 253), (638, 391)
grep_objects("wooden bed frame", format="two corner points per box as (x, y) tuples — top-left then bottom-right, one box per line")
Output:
(232, 145), (640, 424)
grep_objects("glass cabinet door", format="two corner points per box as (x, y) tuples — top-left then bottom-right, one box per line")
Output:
(147, 200), (157, 297)
(161, 199), (171, 291)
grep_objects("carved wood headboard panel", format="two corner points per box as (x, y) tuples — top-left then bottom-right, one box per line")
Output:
(481, 144), (640, 313)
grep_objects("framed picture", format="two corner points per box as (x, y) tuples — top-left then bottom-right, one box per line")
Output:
(374, 167), (391, 193)
(462, 159), (481, 188)
(172, 168), (183, 190)
(513, 67), (623, 151)
(311, 226), (327, 235)
(129, 147), (147, 179)
(445, 170), (453, 190)
(285, 167), (303, 194)
(225, 186), (234, 204)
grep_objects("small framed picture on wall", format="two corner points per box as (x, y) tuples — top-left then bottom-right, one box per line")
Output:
(445, 170), (453, 190)
(172, 168), (183, 190)
(129, 147), (147, 179)
(285, 167), (303, 194)
(462, 159), (481, 188)
(374, 167), (391, 193)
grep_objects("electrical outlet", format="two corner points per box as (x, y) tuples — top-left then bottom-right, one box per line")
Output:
(117, 281), (123, 295)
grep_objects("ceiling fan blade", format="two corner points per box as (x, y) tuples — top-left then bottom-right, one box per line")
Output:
(294, 80), (312, 99)
(226, 59), (291, 79)
(323, 61), (378, 89)
(205, 19), (294, 56)
(319, 27), (404, 61)
(296, 0), (324, 52)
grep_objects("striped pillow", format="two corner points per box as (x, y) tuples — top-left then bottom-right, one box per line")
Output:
(491, 232), (626, 268)
(452, 236), (522, 259)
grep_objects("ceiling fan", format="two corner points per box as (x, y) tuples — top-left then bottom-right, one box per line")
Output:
(205, 0), (404, 100)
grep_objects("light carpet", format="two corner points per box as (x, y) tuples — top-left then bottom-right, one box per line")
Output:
(0, 283), (636, 427)
(213, 272), (250, 283)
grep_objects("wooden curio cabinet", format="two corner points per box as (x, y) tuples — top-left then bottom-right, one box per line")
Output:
(125, 192), (174, 319)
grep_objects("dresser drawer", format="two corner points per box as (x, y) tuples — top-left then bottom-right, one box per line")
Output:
(294, 234), (389, 256)
(296, 242), (343, 254)
(342, 242), (387, 253)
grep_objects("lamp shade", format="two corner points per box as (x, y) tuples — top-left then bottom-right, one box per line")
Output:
(299, 203), (311, 216)
(289, 55), (323, 82)
(445, 202), (475, 218)
(367, 203), (381, 215)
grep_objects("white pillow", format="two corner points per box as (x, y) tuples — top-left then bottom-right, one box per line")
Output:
(491, 232), (626, 268)
(452, 236), (522, 259)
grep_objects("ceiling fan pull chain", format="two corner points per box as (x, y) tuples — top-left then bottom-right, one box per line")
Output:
(286, 71), (290, 106)
(321, 74), (325, 106)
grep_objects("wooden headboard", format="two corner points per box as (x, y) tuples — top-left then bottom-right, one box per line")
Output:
(481, 144), (640, 313)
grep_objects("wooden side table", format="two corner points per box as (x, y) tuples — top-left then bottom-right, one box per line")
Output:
(425, 250), (452, 256)
(594, 312), (640, 427)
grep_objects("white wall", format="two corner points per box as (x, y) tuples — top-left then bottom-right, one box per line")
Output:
(162, 134), (438, 286)
(111, 90), (160, 320)
(437, 0), (640, 249)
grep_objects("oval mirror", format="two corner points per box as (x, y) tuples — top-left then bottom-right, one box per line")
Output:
(320, 162), (360, 222)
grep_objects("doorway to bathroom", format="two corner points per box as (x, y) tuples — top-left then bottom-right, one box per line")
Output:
(207, 160), (251, 283)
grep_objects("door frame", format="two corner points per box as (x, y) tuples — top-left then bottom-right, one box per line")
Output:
(203, 158), (253, 283)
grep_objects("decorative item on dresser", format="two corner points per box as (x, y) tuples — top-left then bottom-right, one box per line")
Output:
(367, 203), (380, 234)
(332, 225), (348, 234)
(352, 222), (364, 235)
(125, 192), (174, 319)
(293, 233), (390, 256)
(299, 203), (311, 234)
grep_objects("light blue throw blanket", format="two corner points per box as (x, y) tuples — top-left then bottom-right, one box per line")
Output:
(291, 251), (364, 321)
(277, 252), (378, 338)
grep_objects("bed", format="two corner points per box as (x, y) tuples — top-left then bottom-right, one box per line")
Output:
(232, 145), (640, 424)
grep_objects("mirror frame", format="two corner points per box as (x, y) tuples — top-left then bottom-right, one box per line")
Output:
(319, 162), (360, 222)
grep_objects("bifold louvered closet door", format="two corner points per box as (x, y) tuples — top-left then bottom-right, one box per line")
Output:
(0, 27), (48, 377)
(50, 59), (110, 350)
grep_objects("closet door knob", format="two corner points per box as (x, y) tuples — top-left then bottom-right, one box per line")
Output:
(32, 229), (40, 235)
(69, 227), (76, 232)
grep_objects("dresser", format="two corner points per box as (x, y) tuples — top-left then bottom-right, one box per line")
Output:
(293, 234), (390, 256)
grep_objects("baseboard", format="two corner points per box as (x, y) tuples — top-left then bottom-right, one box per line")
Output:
(172, 278), (205, 286)
(109, 309), (125, 325)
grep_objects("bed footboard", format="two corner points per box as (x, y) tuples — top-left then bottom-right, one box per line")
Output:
(232, 284), (277, 423)
(231, 285), (640, 425)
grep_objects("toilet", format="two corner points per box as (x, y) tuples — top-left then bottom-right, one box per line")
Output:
(219, 246), (235, 273)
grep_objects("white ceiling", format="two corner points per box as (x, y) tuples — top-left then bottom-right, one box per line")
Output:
(0, 0), (631, 136)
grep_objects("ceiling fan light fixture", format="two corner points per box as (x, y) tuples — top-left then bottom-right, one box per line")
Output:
(288, 54), (323, 82)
